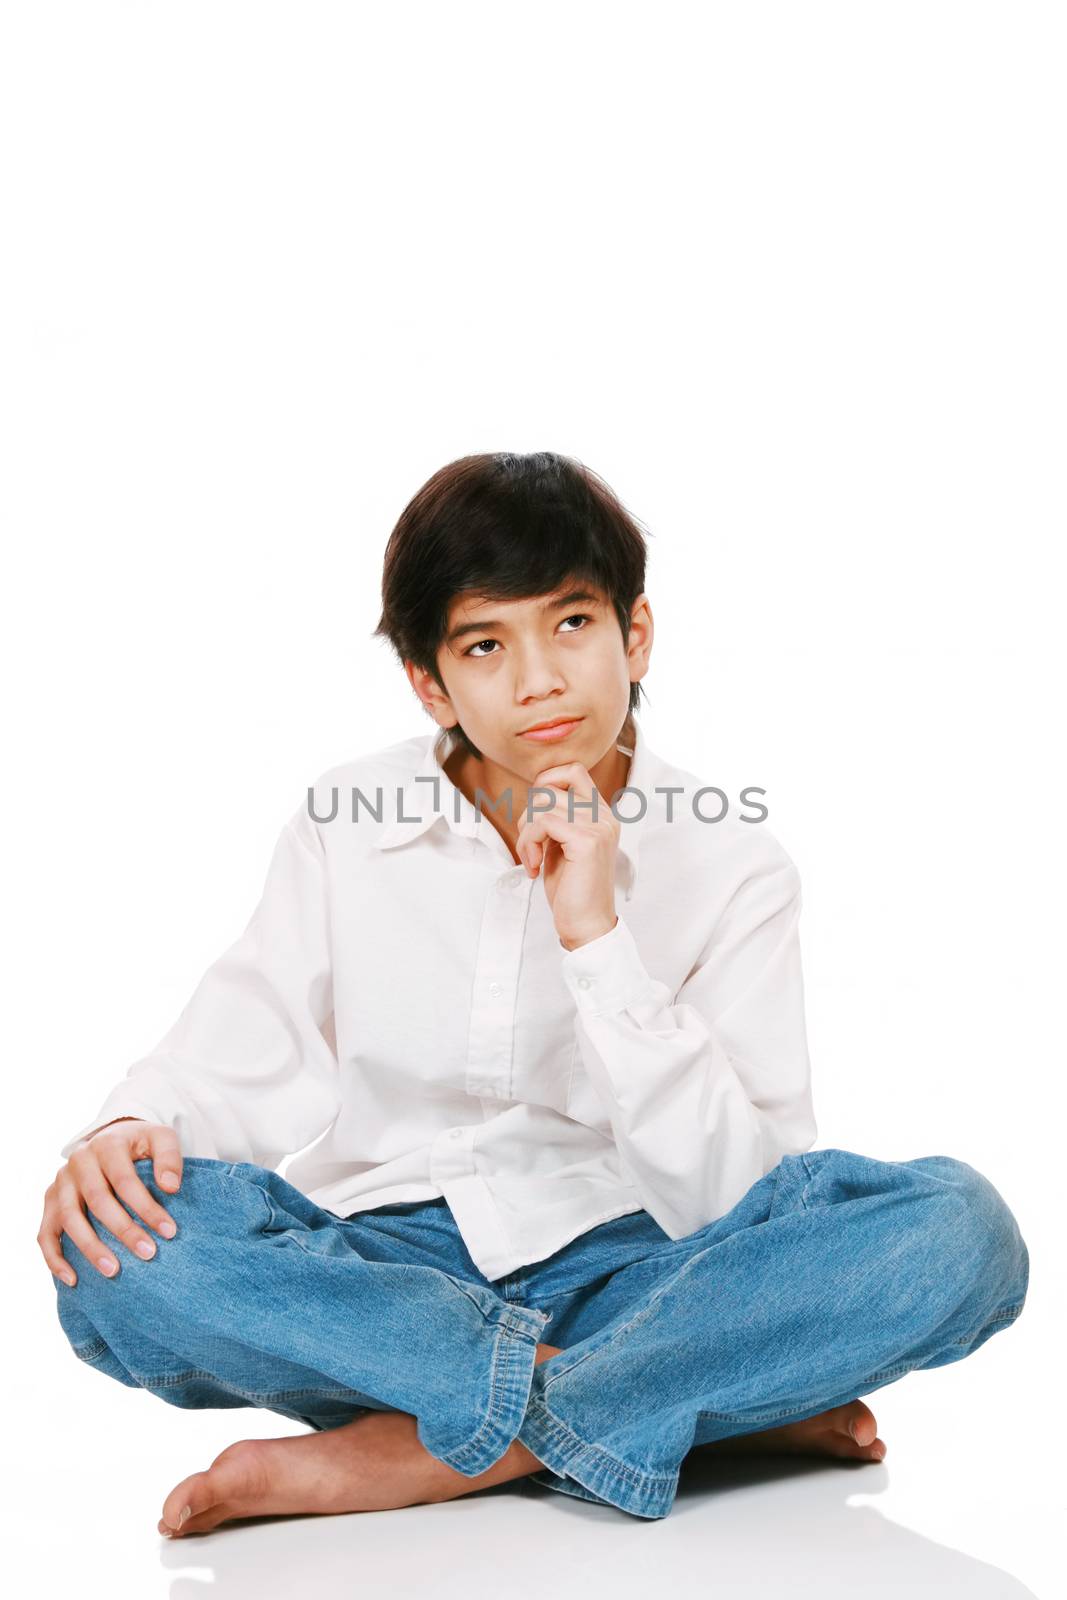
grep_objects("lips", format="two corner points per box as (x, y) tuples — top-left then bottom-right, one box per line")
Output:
(519, 716), (585, 742)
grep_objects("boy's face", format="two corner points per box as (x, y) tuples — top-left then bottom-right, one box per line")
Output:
(408, 580), (653, 782)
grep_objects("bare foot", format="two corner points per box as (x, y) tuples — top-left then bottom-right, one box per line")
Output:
(703, 1398), (887, 1463)
(158, 1342), (564, 1538)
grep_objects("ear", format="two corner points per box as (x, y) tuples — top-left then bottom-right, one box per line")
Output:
(404, 660), (453, 722)
(626, 594), (654, 682)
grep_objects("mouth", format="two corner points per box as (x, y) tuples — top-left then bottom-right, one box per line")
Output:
(518, 716), (585, 742)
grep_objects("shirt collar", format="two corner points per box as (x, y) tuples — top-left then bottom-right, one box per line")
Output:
(372, 717), (657, 902)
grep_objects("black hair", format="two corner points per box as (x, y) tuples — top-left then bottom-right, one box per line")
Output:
(372, 451), (652, 758)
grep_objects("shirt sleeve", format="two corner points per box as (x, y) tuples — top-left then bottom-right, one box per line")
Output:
(59, 806), (342, 1168)
(557, 837), (817, 1240)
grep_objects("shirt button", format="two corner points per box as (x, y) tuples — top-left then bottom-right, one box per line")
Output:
(449, 1129), (462, 1140)
(489, 982), (503, 997)
(578, 976), (592, 989)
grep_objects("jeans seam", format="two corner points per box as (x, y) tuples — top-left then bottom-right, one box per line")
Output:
(141, 1375), (373, 1403)
(75, 1352), (378, 1403)
(517, 1396), (679, 1517)
(448, 1319), (519, 1459)
(523, 1397), (679, 1489)
(72, 1336), (110, 1362)
(696, 1403), (844, 1425)
(75, 1338), (383, 1406)
(951, 1300), (1025, 1344)
(435, 1307), (547, 1473)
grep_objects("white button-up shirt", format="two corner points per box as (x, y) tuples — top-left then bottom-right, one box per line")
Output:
(60, 719), (818, 1281)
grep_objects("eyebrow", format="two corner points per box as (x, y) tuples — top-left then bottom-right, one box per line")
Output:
(445, 589), (602, 647)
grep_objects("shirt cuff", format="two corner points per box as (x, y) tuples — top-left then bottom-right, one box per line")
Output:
(559, 915), (661, 1016)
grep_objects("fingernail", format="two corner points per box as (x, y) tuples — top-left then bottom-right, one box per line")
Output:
(161, 1172), (180, 1188)
(179, 1505), (192, 1526)
(135, 1240), (155, 1259)
(99, 1256), (118, 1274)
(158, 1220), (177, 1238)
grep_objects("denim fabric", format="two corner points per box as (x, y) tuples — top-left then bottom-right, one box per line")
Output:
(54, 1147), (1029, 1520)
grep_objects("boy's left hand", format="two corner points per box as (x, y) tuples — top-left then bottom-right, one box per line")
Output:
(516, 761), (620, 951)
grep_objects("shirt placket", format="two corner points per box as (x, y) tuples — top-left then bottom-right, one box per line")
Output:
(465, 863), (535, 1102)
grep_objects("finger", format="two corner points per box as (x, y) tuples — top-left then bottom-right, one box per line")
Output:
(518, 775), (616, 872)
(529, 761), (598, 798)
(519, 818), (573, 874)
(516, 820), (551, 875)
(517, 820), (554, 873)
(146, 1124), (183, 1195)
(529, 767), (605, 820)
(37, 1207), (78, 1287)
(517, 810), (592, 869)
(73, 1156), (166, 1267)
(53, 1184), (124, 1278)
(98, 1148), (179, 1245)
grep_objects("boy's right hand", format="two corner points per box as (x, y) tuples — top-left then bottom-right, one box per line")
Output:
(38, 1118), (184, 1287)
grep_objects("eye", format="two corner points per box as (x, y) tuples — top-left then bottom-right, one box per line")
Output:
(463, 614), (593, 658)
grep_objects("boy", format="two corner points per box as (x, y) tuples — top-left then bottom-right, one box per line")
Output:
(41, 452), (1029, 1533)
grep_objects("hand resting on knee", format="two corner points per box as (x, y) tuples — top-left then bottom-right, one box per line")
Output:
(38, 1119), (184, 1287)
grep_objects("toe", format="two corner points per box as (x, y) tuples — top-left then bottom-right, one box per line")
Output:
(160, 1471), (214, 1536)
(847, 1435), (887, 1462)
(159, 1439), (275, 1537)
(844, 1399), (878, 1447)
(168, 1502), (237, 1536)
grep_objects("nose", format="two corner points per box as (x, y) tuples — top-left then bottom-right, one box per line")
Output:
(513, 642), (568, 704)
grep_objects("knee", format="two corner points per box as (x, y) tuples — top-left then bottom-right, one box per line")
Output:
(912, 1156), (1029, 1306)
(59, 1158), (242, 1293)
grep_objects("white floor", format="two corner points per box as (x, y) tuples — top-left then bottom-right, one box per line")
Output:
(26, 1265), (1054, 1600)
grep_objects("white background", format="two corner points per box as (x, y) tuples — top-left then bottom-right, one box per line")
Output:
(4, 3), (1063, 1595)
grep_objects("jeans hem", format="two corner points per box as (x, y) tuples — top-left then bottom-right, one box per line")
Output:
(516, 1393), (679, 1519)
(424, 1303), (550, 1477)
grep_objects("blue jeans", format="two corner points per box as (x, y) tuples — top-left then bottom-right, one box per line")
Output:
(54, 1146), (1029, 1520)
